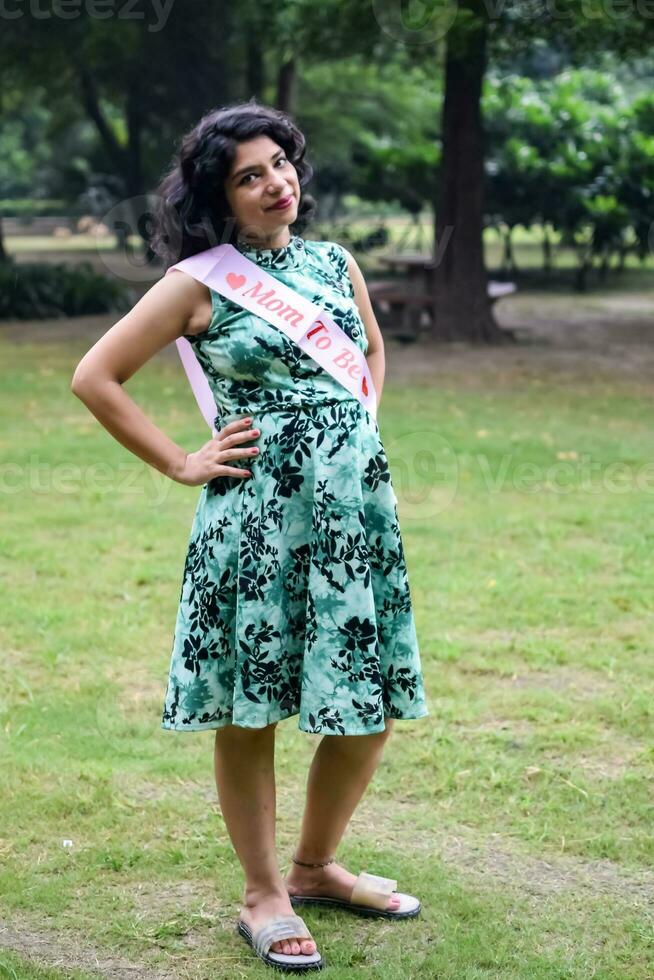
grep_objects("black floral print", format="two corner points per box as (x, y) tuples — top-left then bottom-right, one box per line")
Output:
(161, 236), (429, 735)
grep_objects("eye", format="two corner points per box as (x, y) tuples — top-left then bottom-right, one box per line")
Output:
(240, 156), (288, 185)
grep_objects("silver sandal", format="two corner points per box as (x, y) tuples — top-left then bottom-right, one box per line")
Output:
(236, 911), (324, 972)
(289, 870), (421, 920)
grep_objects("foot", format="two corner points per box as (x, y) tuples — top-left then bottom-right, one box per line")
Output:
(240, 887), (318, 957)
(283, 860), (402, 912)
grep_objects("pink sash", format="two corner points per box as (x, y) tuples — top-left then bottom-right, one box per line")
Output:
(166, 243), (377, 435)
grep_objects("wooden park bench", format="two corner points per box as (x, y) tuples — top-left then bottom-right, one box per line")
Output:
(369, 276), (517, 344)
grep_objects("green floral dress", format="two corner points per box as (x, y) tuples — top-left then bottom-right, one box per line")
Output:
(161, 234), (429, 735)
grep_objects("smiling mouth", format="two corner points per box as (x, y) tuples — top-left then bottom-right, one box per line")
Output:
(267, 195), (294, 211)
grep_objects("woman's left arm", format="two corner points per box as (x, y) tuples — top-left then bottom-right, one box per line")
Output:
(343, 249), (386, 409)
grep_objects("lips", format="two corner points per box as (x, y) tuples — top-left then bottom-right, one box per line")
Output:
(267, 195), (294, 211)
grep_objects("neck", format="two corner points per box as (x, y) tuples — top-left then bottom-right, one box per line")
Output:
(237, 228), (292, 250)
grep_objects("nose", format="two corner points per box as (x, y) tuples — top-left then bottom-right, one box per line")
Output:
(266, 180), (287, 196)
(265, 169), (288, 194)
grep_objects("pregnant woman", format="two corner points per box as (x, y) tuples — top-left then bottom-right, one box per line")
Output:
(71, 99), (429, 972)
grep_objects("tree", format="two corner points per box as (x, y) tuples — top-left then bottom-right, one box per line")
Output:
(427, 0), (654, 340)
(0, 1), (235, 258)
(431, 0), (513, 341)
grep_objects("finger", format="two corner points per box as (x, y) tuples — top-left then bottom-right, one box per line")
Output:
(224, 416), (254, 436)
(218, 466), (253, 478)
(224, 428), (259, 448)
(224, 446), (258, 460)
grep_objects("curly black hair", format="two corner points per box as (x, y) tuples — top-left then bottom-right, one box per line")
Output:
(149, 98), (317, 268)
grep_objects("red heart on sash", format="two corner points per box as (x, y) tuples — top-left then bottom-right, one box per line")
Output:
(226, 273), (246, 290)
(362, 375), (369, 397)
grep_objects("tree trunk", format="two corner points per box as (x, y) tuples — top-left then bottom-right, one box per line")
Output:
(124, 77), (155, 259)
(246, 31), (265, 100)
(0, 216), (7, 263)
(431, 0), (515, 343)
(276, 57), (296, 114)
(542, 226), (552, 273)
(617, 243), (627, 271)
(574, 253), (590, 292)
(502, 226), (515, 274)
(76, 62), (126, 178)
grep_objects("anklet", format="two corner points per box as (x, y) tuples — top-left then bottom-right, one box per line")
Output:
(291, 854), (335, 868)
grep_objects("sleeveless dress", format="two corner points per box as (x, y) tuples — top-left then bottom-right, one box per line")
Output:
(160, 234), (429, 736)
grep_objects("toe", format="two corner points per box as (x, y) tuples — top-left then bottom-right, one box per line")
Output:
(271, 938), (307, 956)
(388, 894), (401, 909)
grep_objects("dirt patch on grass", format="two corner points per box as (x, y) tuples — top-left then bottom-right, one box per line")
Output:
(0, 915), (170, 980)
(540, 733), (646, 781)
(112, 776), (216, 806)
(456, 663), (615, 700)
(459, 717), (537, 737)
(344, 801), (654, 908)
(497, 665), (613, 696)
(436, 825), (654, 907)
(381, 291), (654, 392)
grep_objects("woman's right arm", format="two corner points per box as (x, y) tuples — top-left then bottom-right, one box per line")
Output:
(70, 271), (259, 486)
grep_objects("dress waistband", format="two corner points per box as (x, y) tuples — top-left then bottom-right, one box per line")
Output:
(218, 398), (364, 426)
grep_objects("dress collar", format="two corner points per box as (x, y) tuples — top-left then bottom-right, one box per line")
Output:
(234, 234), (307, 271)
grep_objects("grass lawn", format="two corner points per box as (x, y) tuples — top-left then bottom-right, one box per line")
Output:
(0, 286), (653, 978)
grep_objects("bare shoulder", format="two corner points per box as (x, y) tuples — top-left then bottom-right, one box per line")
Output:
(338, 244), (364, 283)
(71, 269), (213, 390)
(337, 245), (367, 295)
(337, 243), (354, 264)
(333, 245), (385, 354)
(164, 270), (213, 336)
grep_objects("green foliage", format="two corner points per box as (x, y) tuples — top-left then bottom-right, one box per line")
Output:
(0, 94), (53, 199)
(485, 68), (654, 274)
(298, 55), (441, 216)
(0, 258), (132, 319)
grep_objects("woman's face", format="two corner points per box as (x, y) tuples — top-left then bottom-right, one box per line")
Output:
(224, 135), (300, 247)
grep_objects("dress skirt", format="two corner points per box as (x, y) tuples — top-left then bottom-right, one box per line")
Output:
(161, 398), (429, 736)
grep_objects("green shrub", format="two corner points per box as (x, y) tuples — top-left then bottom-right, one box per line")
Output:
(0, 258), (133, 319)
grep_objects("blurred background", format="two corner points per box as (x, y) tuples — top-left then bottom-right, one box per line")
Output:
(2, 0), (654, 347)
